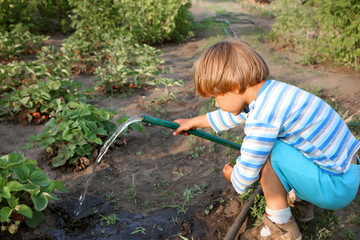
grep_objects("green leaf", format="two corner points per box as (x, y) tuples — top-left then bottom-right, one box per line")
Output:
(39, 137), (56, 148)
(31, 192), (48, 211)
(68, 101), (81, 108)
(130, 122), (145, 132)
(96, 127), (107, 135)
(19, 96), (30, 105)
(1, 186), (11, 199)
(8, 153), (26, 165)
(29, 170), (50, 187)
(54, 180), (67, 192)
(7, 181), (24, 191)
(0, 153), (26, 169)
(0, 207), (12, 222)
(52, 155), (67, 167)
(12, 165), (31, 182)
(18, 204), (33, 218)
(25, 211), (43, 228)
(6, 196), (18, 209)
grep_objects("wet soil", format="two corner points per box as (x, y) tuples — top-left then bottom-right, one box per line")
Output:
(1, 1), (359, 239)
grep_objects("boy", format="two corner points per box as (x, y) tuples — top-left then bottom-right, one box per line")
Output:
(173, 40), (360, 240)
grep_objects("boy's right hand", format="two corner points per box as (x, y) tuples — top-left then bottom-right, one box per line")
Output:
(173, 115), (211, 136)
(173, 118), (196, 136)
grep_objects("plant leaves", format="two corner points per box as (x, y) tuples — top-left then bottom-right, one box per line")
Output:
(0, 206), (12, 222)
(29, 170), (50, 187)
(6, 196), (18, 209)
(1, 186), (11, 199)
(31, 192), (48, 211)
(54, 180), (67, 192)
(18, 204), (33, 218)
(25, 210), (43, 228)
(12, 165), (31, 182)
(7, 181), (24, 191)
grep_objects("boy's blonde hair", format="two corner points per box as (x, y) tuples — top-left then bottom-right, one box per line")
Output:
(193, 40), (269, 97)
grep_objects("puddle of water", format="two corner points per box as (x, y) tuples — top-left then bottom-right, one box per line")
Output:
(48, 197), (203, 240)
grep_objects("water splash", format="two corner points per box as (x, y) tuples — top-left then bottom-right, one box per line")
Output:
(74, 115), (144, 216)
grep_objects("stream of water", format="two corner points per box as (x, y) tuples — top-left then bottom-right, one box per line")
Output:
(74, 115), (144, 216)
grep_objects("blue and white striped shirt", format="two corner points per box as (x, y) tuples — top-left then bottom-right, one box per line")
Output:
(207, 80), (360, 194)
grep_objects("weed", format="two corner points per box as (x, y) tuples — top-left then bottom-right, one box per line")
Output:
(189, 146), (206, 158)
(151, 181), (170, 190)
(102, 176), (111, 183)
(178, 235), (195, 240)
(100, 213), (119, 225)
(172, 168), (187, 177)
(142, 90), (177, 114)
(250, 193), (266, 220)
(171, 216), (179, 224)
(131, 225), (146, 235)
(209, 162), (219, 173)
(183, 184), (208, 204)
(105, 193), (117, 204)
(126, 174), (137, 204)
(89, 207), (98, 214)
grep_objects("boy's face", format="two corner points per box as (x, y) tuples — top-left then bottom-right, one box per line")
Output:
(214, 91), (247, 116)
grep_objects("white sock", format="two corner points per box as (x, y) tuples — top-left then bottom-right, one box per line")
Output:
(266, 207), (292, 224)
(260, 207), (292, 237)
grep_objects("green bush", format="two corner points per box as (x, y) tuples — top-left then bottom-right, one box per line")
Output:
(0, 153), (67, 234)
(68, 0), (193, 45)
(271, 0), (360, 70)
(0, 0), (72, 33)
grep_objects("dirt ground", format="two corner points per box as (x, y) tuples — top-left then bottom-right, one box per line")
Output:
(1, 1), (359, 239)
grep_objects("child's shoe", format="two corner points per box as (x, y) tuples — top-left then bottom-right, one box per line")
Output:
(293, 200), (314, 222)
(287, 190), (314, 222)
(240, 215), (302, 240)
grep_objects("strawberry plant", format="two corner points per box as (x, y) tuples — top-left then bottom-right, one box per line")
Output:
(0, 24), (48, 62)
(94, 38), (174, 92)
(0, 77), (85, 124)
(0, 152), (67, 234)
(30, 101), (117, 167)
(35, 45), (81, 77)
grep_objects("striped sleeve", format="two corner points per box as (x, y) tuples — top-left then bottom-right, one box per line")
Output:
(231, 120), (279, 194)
(206, 109), (246, 133)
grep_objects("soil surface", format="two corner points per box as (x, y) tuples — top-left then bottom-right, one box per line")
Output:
(1, 1), (359, 239)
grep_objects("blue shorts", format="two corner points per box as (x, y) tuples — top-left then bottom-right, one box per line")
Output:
(271, 140), (360, 210)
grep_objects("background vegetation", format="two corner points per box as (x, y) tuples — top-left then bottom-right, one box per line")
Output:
(238, 0), (360, 71)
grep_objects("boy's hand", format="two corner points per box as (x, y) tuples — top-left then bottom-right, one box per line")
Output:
(173, 118), (196, 136)
(173, 115), (211, 136)
(223, 163), (233, 183)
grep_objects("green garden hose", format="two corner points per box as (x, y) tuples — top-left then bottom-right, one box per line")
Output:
(141, 115), (241, 151)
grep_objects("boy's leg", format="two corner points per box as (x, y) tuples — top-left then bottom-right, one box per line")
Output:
(271, 140), (360, 210)
(240, 158), (302, 240)
(260, 157), (288, 210)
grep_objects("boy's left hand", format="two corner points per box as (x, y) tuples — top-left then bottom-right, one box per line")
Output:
(223, 163), (234, 183)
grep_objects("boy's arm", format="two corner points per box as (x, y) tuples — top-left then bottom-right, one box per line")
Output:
(173, 115), (211, 136)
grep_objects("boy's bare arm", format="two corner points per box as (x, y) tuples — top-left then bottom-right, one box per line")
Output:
(173, 115), (211, 135)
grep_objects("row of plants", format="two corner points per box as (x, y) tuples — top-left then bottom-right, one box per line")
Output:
(0, 0), (192, 235)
